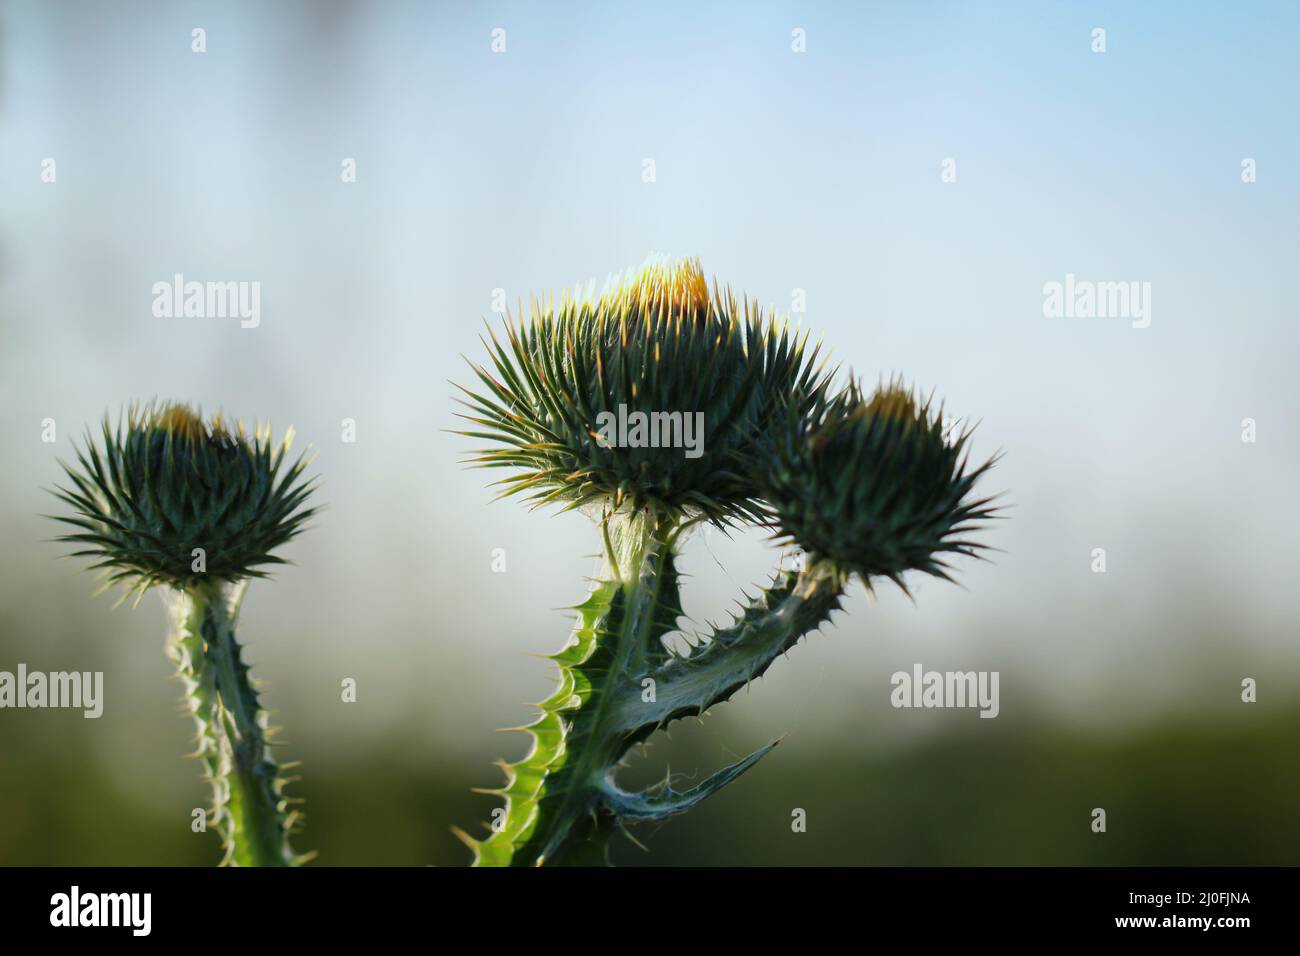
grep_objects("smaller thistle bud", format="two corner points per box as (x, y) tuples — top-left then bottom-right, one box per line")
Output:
(762, 381), (999, 588)
(50, 401), (318, 596)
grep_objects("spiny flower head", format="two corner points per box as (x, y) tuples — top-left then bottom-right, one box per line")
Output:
(763, 380), (999, 588)
(50, 401), (318, 596)
(456, 256), (829, 525)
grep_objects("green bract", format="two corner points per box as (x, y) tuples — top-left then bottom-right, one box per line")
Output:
(50, 401), (318, 597)
(764, 381), (999, 588)
(456, 257), (828, 526)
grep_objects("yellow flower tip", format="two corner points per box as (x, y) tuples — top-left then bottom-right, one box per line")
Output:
(865, 385), (920, 425)
(604, 254), (712, 321)
(137, 401), (257, 446)
(153, 402), (213, 442)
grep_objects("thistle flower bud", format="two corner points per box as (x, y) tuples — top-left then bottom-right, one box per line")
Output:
(457, 256), (827, 525)
(50, 401), (318, 595)
(763, 381), (999, 587)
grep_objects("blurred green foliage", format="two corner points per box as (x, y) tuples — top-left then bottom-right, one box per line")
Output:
(3, 704), (1295, 866)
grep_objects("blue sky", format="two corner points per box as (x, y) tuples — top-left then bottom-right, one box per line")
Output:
(2, 1), (1297, 742)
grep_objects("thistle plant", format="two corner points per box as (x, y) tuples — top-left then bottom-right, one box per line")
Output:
(48, 402), (318, 866)
(454, 257), (1000, 866)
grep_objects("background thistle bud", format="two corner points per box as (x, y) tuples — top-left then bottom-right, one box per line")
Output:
(48, 400), (319, 866)
(456, 256), (827, 525)
(51, 400), (318, 597)
(763, 381), (1000, 588)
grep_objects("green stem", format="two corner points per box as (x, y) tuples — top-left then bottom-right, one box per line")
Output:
(539, 508), (678, 864)
(462, 507), (679, 866)
(163, 580), (302, 866)
(460, 507), (850, 866)
(612, 557), (846, 744)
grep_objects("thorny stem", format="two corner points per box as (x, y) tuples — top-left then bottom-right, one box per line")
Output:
(163, 581), (303, 867)
(527, 507), (679, 865)
(464, 505), (848, 866)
